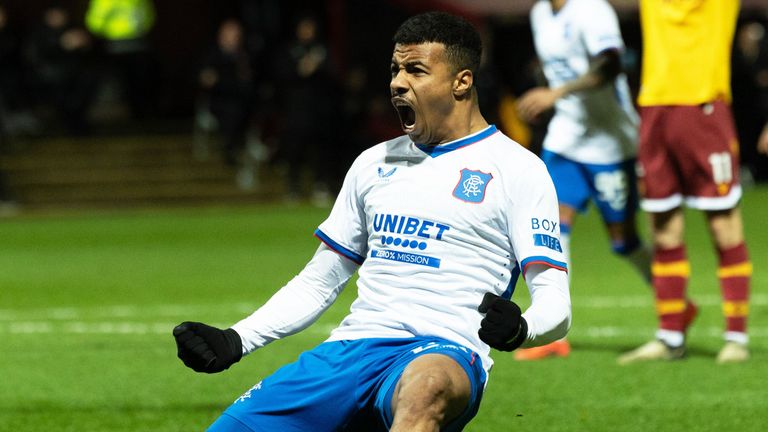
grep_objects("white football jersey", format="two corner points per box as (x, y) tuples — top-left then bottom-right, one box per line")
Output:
(316, 126), (567, 374)
(530, 0), (638, 164)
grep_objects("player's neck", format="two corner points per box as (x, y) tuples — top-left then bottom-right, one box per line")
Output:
(468, 105), (490, 136)
(441, 106), (488, 144)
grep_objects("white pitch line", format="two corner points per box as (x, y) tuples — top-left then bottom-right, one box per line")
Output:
(0, 303), (258, 321)
(1, 321), (767, 339)
(571, 293), (768, 309)
(2, 294), (766, 322)
(0, 293), (765, 339)
(579, 326), (768, 338)
(2, 321), (179, 335)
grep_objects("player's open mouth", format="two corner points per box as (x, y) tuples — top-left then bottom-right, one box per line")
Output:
(392, 99), (416, 132)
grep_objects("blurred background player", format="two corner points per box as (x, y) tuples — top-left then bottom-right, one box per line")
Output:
(515, 0), (650, 360)
(85, 0), (158, 120)
(273, 13), (338, 203)
(198, 18), (256, 166)
(619, 0), (752, 364)
(25, 5), (95, 134)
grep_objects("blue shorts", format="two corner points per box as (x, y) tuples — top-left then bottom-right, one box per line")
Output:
(541, 150), (638, 224)
(208, 337), (487, 432)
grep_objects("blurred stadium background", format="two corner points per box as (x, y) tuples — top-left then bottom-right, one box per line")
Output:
(1, 0), (767, 210)
(1, 1), (767, 431)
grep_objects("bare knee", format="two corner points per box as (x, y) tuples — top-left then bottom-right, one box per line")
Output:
(650, 208), (685, 249)
(395, 367), (453, 421)
(706, 208), (744, 248)
(389, 354), (470, 432)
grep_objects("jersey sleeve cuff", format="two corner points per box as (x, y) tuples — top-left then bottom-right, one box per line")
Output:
(520, 256), (568, 276)
(314, 229), (365, 265)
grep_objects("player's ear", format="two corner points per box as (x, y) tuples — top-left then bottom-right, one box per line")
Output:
(453, 69), (473, 98)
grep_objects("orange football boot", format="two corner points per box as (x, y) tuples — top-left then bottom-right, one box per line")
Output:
(513, 338), (571, 361)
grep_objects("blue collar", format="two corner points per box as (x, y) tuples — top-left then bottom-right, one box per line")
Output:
(415, 125), (497, 158)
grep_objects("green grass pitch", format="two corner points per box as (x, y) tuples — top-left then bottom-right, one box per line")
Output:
(1, 187), (766, 431)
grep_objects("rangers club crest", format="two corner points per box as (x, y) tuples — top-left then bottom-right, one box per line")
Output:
(453, 169), (493, 203)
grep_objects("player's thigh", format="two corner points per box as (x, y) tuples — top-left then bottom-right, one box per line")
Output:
(392, 354), (472, 430)
(372, 339), (486, 432)
(391, 354), (471, 427)
(541, 150), (591, 212)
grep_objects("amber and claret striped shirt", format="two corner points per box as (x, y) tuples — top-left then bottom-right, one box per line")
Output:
(638, 0), (739, 106)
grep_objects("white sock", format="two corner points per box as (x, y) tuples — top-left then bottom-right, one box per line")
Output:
(724, 331), (748, 345)
(656, 329), (685, 347)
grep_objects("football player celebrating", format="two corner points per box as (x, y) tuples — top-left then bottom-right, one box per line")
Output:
(174, 11), (571, 431)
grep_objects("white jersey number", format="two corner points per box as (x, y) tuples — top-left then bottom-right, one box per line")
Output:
(595, 170), (628, 211)
(708, 152), (733, 184)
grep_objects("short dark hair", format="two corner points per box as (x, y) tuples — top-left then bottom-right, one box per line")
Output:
(393, 11), (482, 74)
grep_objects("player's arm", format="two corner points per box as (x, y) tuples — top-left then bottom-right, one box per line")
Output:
(519, 264), (571, 346)
(173, 243), (359, 373)
(554, 48), (621, 97)
(518, 49), (622, 122)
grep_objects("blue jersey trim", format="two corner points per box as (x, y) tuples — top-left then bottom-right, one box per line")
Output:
(520, 256), (568, 275)
(314, 229), (365, 265)
(416, 125), (498, 158)
(501, 265), (521, 300)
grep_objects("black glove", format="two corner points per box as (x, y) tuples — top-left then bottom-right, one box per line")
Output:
(478, 292), (528, 351)
(173, 321), (243, 373)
